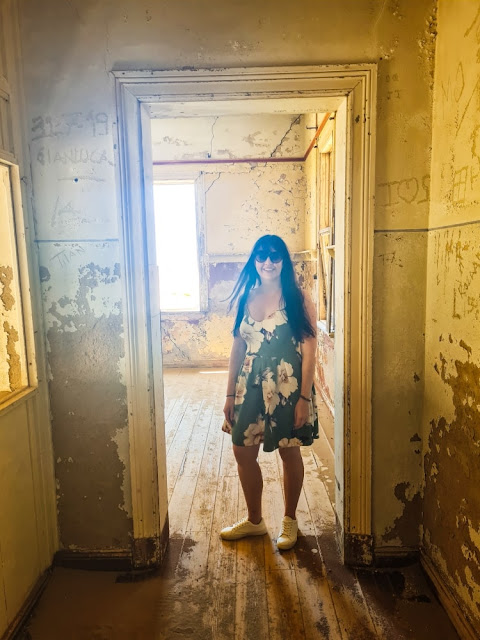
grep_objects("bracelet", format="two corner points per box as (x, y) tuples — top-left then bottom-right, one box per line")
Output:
(299, 394), (311, 402)
(226, 394), (235, 398)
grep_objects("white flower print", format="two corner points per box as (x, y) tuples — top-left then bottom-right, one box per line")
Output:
(278, 437), (303, 448)
(263, 368), (274, 382)
(243, 417), (265, 446)
(262, 375), (280, 415)
(277, 359), (298, 399)
(242, 354), (255, 374)
(262, 311), (286, 334)
(234, 376), (247, 405)
(241, 323), (264, 353)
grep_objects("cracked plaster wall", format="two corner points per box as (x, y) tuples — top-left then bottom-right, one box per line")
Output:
(20, 0), (435, 552)
(422, 1), (480, 627)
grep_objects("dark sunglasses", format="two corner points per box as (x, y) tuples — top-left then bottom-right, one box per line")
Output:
(254, 250), (283, 264)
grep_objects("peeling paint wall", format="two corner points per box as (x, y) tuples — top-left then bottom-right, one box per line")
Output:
(371, 0), (435, 551)
(152, 115), (310, 365)
(19, 0), (436, 555)
(423, 1), (480, 626)
(41, 246), (132, 547)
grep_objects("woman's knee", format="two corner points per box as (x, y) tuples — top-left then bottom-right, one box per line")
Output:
(233, 443), (260, 466)
(278, 446), (302, 464)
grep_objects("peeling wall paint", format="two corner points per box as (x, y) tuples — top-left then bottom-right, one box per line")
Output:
(316, 331), (334, 410)
(39, 244), (131, 549)
(3, 321), (22, 391)
(422, 0), (480, 627)
(0, 266), (15, 312)
(373, 232), (428, 548)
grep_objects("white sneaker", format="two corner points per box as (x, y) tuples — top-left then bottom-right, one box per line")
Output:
(277, 516), (298, 550)
(220, 517), (267, 540)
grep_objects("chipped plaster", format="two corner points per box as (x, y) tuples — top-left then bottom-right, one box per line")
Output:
(0, 266), (15, 312)
(422, 2), (480, 625)
(3, 320), (22, 391)
(39, 245), (131, 548)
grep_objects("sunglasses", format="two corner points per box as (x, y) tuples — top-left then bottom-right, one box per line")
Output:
(254, 250), (283, 264)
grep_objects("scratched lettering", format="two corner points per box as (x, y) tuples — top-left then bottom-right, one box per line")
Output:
(452, 167), (468, 203)
(36, 146), (114, 167)
(50, 245), (85, 268)
(31, 112), (109, 141)
(51, 198), (84, 229)
(377, 175), (430, 208)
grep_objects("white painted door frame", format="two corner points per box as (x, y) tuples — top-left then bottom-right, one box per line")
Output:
(113, 65), (376, 566)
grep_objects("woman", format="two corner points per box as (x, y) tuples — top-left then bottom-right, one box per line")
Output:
(221, 234), (318, 550)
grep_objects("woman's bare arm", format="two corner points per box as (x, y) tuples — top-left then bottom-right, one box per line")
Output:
(223, 334), (247, 427)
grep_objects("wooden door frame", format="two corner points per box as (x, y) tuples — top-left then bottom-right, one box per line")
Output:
(113, 65), (376, 567)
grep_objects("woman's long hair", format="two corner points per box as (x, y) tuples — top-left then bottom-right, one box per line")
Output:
(228, 235), (316, 342)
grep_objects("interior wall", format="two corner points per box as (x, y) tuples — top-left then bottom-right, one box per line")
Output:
(151, 114), (310, 366)
(19, 0), (436, 554)
(0, 1), (57, 636)
(423, 0), (480, 627)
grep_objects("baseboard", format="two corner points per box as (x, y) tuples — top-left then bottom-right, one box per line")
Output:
(55, 516), (170, 571)
(162, 359), (229, 369)
(373, 545), (420, 567)
(54, 548), (134, 571)
(421, 551), (479, 640)
(2, 569), (51, 640)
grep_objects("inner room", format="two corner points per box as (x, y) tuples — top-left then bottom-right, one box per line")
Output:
(149, 110), (337, 514)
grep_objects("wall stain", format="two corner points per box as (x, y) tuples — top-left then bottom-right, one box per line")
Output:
(39, 265), (51, 282)
(383, 482), (422, 546)
(0, 265), (15, 311)
(424, 353), (480, 619)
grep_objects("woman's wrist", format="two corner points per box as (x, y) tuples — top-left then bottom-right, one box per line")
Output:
(226, 393), (235, 398)
(299, 394), (311, 402)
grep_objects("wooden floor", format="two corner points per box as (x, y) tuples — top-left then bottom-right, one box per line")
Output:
(23, 368), (460, 640)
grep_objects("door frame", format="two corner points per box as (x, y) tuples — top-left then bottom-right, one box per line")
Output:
(113, 65), (376, 567)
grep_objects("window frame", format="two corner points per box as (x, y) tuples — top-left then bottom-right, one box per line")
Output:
(0, 155), (37, 409)
(316, 122), (335, 337)
(151, 168), (208, 316)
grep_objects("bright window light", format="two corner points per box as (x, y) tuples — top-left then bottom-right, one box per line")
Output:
(153, 182), (201, 312)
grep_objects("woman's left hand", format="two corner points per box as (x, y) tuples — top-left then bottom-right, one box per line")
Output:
(294, 398), (310, 429)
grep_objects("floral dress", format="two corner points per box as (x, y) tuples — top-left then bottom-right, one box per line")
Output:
(232, 308), (319, 452)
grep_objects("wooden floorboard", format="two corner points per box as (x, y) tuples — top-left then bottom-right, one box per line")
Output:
(23, 367), (461, 640)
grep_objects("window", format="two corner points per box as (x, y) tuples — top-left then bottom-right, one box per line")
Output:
(317, 129), (335, 335)
(0, 161), (30, 402)
(153, 180), (205, 312)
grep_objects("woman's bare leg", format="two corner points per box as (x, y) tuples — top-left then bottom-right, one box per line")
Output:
(233, 443), (263, 524)
(278, 446), (304, 519)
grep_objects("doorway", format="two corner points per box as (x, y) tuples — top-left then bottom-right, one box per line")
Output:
(113, 65), (376, 567)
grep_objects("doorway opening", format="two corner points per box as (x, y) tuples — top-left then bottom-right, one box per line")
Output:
(113, 65), (376, 567)
(149, 110), (341, 542)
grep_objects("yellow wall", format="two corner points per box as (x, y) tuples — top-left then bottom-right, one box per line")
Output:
(0, 1), (57, 636)
(19, 0), (435, 554)
(423, 0), (480, 627)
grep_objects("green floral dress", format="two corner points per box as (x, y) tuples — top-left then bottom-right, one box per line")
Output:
(232, 308), (319, 452)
